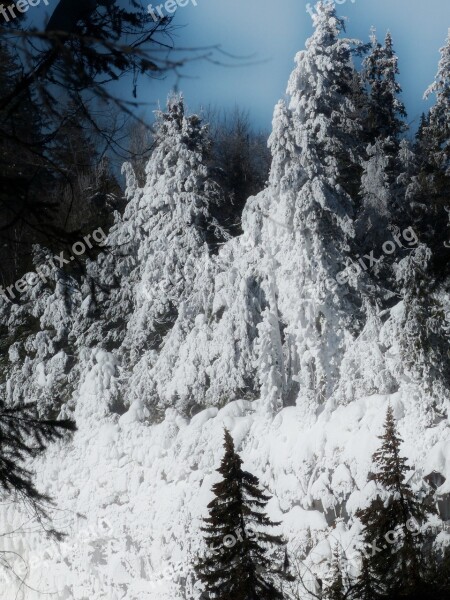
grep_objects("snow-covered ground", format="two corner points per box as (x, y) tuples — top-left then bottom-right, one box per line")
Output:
(2, 369), (449, 599)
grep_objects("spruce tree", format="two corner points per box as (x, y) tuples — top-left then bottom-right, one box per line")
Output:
(90, 94), (227, 359)
(355, 554), (382, 600)
(355, 406), (434, 598)
(272, 0), (367, 414)
(362, 30), (407, 142)
(195, 429), (288, 599)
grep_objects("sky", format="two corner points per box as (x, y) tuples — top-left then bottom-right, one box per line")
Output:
(135, 0), (450, 133)
(27, 0), (450, 133)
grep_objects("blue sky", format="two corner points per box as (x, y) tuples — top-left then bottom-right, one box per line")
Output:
(32, 0), (450, 133)
(137, 0), (450, 133)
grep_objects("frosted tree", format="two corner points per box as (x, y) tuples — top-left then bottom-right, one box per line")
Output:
(357, 139), (392, 240)
(2, 245), (84, 418)
(90, 95), (228, 367)
(393, 246), (450, 408)
(324, 545), (347, 600)
(412, 29), (450, 275)
(265, 0), (367, 413)
(267, 100), (297, 192)
(254, 302), (285, 415)
(139, 254), (264, 416)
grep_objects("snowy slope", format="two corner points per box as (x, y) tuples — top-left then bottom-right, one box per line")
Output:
(2, 373), (448, 599)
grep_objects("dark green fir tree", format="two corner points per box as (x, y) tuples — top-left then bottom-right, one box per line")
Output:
(355, 405), (434, 599)
(195, 429), (289, 600)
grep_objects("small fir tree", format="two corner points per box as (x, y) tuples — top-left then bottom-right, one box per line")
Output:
(195, 429), (289, 599)
(324, 544), (346, 600)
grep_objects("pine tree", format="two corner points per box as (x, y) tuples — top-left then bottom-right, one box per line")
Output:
(195, 429), (288, 599)
(355, 406), (434, 598)
(254, 260), (286, 415)
(358, 30), (407, 252)
(415, 113), (430, 145)
(412, 28), (450, 279)
(355, 554), (382, 600)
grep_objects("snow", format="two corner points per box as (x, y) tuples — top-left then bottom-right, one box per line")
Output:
(0, 2), (448, 598)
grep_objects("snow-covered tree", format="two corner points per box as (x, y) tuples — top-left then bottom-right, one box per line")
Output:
(2, 245), (84, 418)
(265, 0), (366, 413)
(254, 298), (285, 415)
(392, 245), (450, 408)
(91, 95), (228, 365)
(403, 29), (450, 282)
(357, 30), (407, 244)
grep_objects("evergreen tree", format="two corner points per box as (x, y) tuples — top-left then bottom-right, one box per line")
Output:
(0, 399), (76, 529)
(324, 545), (346, 600)
(268, 0), (368, 415)
(424, 28), (450, 170)
(195, 429), (288, 599)
(355, 406), (434, 598)
(254, 306), (285, 416)
(362, 30), (407, 142)
(355, 554), (382, 600)
(254, 261), (286, 415)
(89, 94), (228, 361)
(415, 113), (430, 146)
(410, 28), (450, 279)
(357, 30), (407, 245)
